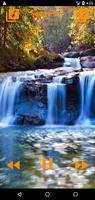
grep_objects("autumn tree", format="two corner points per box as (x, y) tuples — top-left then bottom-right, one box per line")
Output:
(0, 6), (8, 48)
(38, 7), (73, 52)
(0, 6), (43, 56)
(69, 7), (95, 49)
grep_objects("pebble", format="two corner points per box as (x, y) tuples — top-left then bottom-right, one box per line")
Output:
(44, 170), (55, 177)
(34, 143), (41, 149)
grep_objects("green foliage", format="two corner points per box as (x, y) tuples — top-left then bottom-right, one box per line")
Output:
(0, 6), (43, 57)
(39, 8), (73, 52)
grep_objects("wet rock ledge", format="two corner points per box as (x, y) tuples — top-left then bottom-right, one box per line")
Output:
(11, 70), (80, 126)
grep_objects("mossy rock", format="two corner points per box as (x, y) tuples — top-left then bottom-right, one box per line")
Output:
(34, 51), (64, 69)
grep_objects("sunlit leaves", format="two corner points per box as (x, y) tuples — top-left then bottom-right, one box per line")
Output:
(74, 7), (90, 23)
(0, 6), (95, 62)
(69, 7), (95, 47)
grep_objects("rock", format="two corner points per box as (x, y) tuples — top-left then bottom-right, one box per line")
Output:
(34, 54), (64, 69)
(80, 48), (95, 57)
(62, 73), (79, 84)
(81, 56), (95, 68)
(12, 68), (81, 126)
(11, 76), (16, 82)
(62, 51), (80, 58)
(14, 81), (47, 126)
(13, 115), (24, 125)
(34, 143), (41, 149)
(46, 178), (56, 187)
(23, 115), (45, 125)
(53, 55), (64, 62)
(44, 170), (55, 177)
(66, 74), (80, 125)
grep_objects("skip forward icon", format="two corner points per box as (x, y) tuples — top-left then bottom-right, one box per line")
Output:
(74, 161), (88, 170)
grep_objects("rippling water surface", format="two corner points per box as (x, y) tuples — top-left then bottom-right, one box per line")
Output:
(0, 125), (95, 188)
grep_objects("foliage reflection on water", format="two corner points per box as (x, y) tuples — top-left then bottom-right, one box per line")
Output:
(0, 125), (95, 188)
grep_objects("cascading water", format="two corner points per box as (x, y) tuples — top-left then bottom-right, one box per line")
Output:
(46, 76), (66, 124)
(1, 69), (95, 127)
(76, 72), (95, 125)
(0, 76), (21, 126)
(64, 57), (81, 69)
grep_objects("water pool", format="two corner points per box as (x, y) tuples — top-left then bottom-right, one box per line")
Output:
(0, 125), (95, 188)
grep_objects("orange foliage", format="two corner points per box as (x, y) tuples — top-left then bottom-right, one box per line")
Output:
(63, 6), (72, 11)
(32, 10), (62, 21)
(75, 7), (91, 23)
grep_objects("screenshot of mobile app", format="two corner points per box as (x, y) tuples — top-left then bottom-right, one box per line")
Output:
(0, 0), (95, 199)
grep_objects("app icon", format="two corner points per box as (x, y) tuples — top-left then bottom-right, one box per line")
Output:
(6, 8), (19, 22)
(42, 157), (53, 171)
(7, 161), (20, 169)
(74, 161), (88, 170)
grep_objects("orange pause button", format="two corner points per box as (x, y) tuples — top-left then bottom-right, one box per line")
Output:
(42, 157), (53, 171)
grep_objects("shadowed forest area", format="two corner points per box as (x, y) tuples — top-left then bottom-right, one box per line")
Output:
(0, 6), (95, 72)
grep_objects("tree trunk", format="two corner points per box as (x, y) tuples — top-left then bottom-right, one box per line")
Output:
(3, 7), (7, 48)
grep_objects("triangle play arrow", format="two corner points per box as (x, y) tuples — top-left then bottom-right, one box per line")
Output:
(14, 161), (20, 169)
(7, 161), (14, 169)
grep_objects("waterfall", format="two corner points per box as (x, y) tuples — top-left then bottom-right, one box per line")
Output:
(64, 57), (81, 70)
(76, 72), (95, 125)
(0, 76), (21, 126)
(46, 76), (66, 124)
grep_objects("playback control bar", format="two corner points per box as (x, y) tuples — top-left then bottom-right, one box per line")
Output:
(0, 189), (95, 200)
(0, 0), (95, 6)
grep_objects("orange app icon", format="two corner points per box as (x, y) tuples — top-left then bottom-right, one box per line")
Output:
(6, 8), (19, 22)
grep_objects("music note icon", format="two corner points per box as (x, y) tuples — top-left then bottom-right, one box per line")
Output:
(6, 8), (19, 22)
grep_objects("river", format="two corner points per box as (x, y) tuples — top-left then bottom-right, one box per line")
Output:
(0, 59), (95, 188)
(0, 125), (95, 188)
